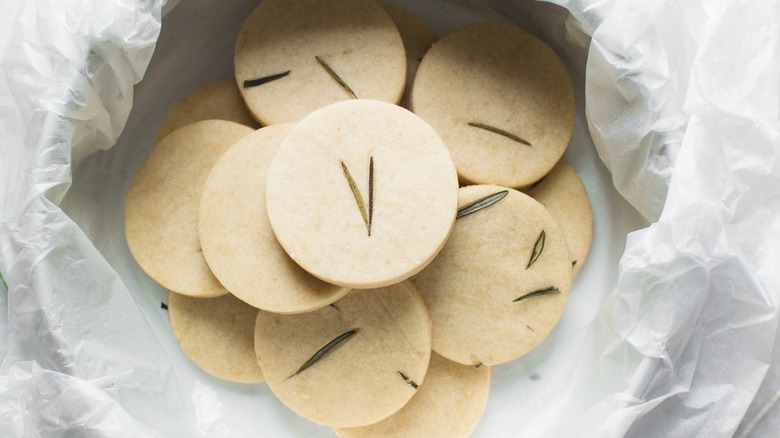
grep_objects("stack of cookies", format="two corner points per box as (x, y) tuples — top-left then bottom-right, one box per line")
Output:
(124, 0), (593, 436)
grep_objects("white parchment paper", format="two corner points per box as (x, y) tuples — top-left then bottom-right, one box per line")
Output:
(1, 0), (778, 436)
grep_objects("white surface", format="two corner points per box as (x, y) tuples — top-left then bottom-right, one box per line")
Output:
(1, 0), (779, 437)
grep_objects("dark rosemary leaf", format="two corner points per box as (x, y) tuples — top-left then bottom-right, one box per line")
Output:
(513, 286), (560, 303)
(456, 190), (508, 219)
(290, 329), (360, 378)
(242, 70), (290, 88)
(526, 230), (546, 269)
(160, 302), (168, 310)
(340, 160), (370, 233)
(468, 122), (532, 146)
(368, 156), (374, 237)
(315, 56), (357, 99)
(397, 371), (419, 389)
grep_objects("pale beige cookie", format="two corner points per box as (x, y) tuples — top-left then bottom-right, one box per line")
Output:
(380, 2), (437, 108)
(125, 120), (253, 297)
(235, 0), (406, 125)
(254, 281), (432, 428)
(335, 352), (490, 438)
(199, 124), (350, 313)
(528, 160), (593, 275)
(168, 291), (263, 383)
(413, 185), (573, 366)
(265, 99), (458, 289)
(411, 22), (574, 188)
(154, 79), (259, 144)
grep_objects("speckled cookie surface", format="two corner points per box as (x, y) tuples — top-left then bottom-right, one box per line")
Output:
(125, 120), (253, 297)
(154, 79), (259, 144)
(335, 352), (490, 438)
(235, 0), (406, 125)
(411, 22), (574, 188)
(528, 160), (592, 275)
(253, 281), (432, 428)
(413, 185), (572, 366)
(265, 99), (458, 289)
(168, 291), (263, 383)
(381, 2), (437, 108)
(199, 124), (350, 313)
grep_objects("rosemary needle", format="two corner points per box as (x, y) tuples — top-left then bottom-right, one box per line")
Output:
(289, 329), (360, 378)
(468, 122), (532, 147)
(457, 190), (508, 219)
(397, 371), (419, 389)
(242, 70), (290, 88)
(316, 56), (357, 99)
(340, 160), (370, 235)
(526, 230), (546, 269)
(513, 286), (560, 303)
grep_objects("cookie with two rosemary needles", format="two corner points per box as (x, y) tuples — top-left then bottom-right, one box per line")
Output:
(253, 280), (432, 428)
(413, 185), (573, 366)
(199, 124), (350, 314)
(167, 291), (263, 383)
(265, 99), (459, 289)
(528, 159), (593, 276)
(153, 78), (259, 144)
(234, 0), (406, 125)
(125, 120), (253, 297)
(335, 352), (490, 438)
(412, 22), (574, 188)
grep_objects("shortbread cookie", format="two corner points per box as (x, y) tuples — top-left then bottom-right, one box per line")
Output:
(336, 352), (490, 438)
(381, 2), (437, 108)
(168, 291), (263, 383)
(125, 120), (253, 297)
(528, 160), (592, 275)
(254, 281), (432, 428)
(235, 0), (406, 125)
(411, 22), (574, 188)
(265, 99), (458, 288)
(413, 185), (572, 366)
(154, 79), (259, 143)
(199, 124), (350, 313)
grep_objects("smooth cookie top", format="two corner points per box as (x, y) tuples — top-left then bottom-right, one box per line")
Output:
(528, 160), (593, 275)
(254, 281), (432, 428)
(168, 291), (263, 383)
(199, 124), (350, 313)
(235, 0), (406, 125)
(413, 185), (573, 366)
(335, 352), (491, 438)
(125, 120), (253, 297)
(265, 99), (458, 289)
(412, 22), (574, 188)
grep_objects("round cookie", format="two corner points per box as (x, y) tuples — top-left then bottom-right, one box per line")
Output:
(265, 99), (458, 289)
(253, 281), (432, 428)
(411, 22), (574, 188)
(380, 2), (438, 108)
(234, 0), (406, 125)
(335, 352), (491, 438)
(528, 160), (593, 275)
(154, 79), (259, 144)
(125, 120), (253, 297)
(413, 185), (573, 366)
(199, 124), (350, 313)
(168, 291), (263, 383)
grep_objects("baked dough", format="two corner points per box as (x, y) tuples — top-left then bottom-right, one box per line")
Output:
(254, 281), (432, 428)
(335, 352), (490, 438)
(235, 0), (406, 125)
(528, 160), (592, 275)
(413, 185), (572, 366)
(411, 22), (574, 188)
(380, 2), (437, 108)
(154, 79), (259, 143)
(199, 124), (350, 313)
(168, 291), (263, 383)
(125, 120), (253, 297)
(265, 99), (458, 288)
